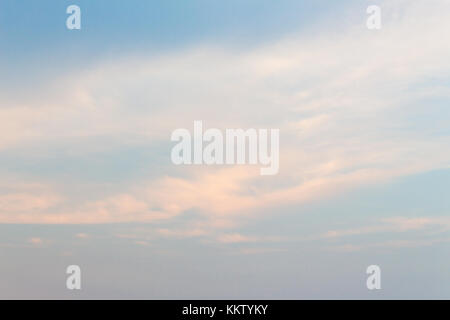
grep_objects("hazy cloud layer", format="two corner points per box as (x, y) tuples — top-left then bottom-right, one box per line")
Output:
(1, 0), (450, 236)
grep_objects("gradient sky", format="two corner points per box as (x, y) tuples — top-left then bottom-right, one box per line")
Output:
(0, 0), (450, 299)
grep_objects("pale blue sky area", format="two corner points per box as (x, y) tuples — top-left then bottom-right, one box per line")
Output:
(0, 0), (361, 83)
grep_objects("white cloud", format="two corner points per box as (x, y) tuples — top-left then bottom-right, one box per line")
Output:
(1, 0), (450, 227)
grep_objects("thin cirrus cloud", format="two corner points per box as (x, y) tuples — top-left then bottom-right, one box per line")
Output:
(324, 217), (450, 239)
(0, 0), (449, 234)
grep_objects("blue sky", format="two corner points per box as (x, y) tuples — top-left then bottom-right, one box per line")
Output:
(0, 0), (450, 299)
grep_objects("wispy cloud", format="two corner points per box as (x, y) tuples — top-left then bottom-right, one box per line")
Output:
(1, 0), (450, 230)
(28, 237), (44, 246)
(324, 217), (450, 239)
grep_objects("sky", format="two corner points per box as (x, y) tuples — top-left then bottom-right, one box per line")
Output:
(0, 0), (450, 299)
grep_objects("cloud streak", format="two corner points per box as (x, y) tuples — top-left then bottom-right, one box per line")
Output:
(1, 0), (450, 229)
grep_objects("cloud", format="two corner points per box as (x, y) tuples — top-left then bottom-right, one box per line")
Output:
(232, 248), (288, 255)
(331, 237), (450, 252)
(216, 233), (286, 244)
(0, 193), (60, 213)
(1, 0), (450, 228)
(134, 240), (151, 246)
(216, 233), (259, 244)
(324, 217), (450, 239)
(28, 237), (44, 246)
(157, 228), (209, 238)
(323, 216), (450, 252)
